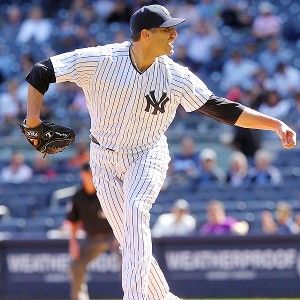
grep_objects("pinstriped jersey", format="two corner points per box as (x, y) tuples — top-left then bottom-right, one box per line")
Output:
(50, 41), (212, 152)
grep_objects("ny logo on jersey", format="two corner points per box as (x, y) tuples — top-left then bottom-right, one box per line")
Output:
(145, 91), (169, 115)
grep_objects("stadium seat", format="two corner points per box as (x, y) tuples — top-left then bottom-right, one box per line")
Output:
(0, 217), (26, 232)
(4, 196), (37, 218)
(49, 185), (78, 207)
(22, 217), (55, 233)
(38, 206), (67, 218)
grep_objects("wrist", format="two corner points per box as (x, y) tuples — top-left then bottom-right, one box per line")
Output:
(272, 119), (284, 133)
(26, 117), (41, 128)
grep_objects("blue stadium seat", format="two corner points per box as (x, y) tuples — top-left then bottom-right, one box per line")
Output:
(156, 192), (177, 204)
(0, 217), (26, 232)
(0, 223), (20, 232)
(151, 204), (167, 215)
(4, 196), (37, 218)
(49, 185), (78, 207)
(22, 217), (55, 233)
(245, 200), (276, 211)
(51, 216), (65, 229)
(38, 206), (67, 218)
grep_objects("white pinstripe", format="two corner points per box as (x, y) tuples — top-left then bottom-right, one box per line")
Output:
(90, 141), (170, 300)
(50, 41), (212, 299)
(51, 42), (212, 152)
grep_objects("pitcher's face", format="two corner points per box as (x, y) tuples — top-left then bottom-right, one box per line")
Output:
(148, 26), (178, 56)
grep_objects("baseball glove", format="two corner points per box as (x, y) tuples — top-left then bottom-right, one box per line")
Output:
(19, 120), (75, 157)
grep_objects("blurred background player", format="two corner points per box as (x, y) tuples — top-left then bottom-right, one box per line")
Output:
(67, 163), (117, 300)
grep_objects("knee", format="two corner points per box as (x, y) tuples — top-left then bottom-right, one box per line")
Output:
(126, 200), (151, 222)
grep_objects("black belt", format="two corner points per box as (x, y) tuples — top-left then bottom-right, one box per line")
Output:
(90, 134), (114, 151)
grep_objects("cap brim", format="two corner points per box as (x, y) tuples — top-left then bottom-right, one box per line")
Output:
(160, 18), (185, 28)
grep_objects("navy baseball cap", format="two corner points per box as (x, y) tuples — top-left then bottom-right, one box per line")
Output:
(130, 5), (185, 37)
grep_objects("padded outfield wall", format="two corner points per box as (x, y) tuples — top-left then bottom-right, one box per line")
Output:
(0, 235), (300, 299)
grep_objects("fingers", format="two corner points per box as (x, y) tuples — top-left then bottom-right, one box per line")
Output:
(286, 130), (296, 147)
(282, 130), (297, 149)
(29, 139), (39, 147)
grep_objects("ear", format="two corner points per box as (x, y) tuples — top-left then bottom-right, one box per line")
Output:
(140, 29), (151, 40)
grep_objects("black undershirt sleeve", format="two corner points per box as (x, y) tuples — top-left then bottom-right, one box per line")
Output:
(26, 58), (56, 95)
(195, 94), (245, 125)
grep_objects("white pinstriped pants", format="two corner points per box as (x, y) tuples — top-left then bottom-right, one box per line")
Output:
(90, 141), (176, 300)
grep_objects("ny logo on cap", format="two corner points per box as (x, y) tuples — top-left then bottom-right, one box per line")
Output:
(145, 91), (169, 115)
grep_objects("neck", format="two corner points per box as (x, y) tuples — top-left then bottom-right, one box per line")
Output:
(130, 43), (156, 72)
